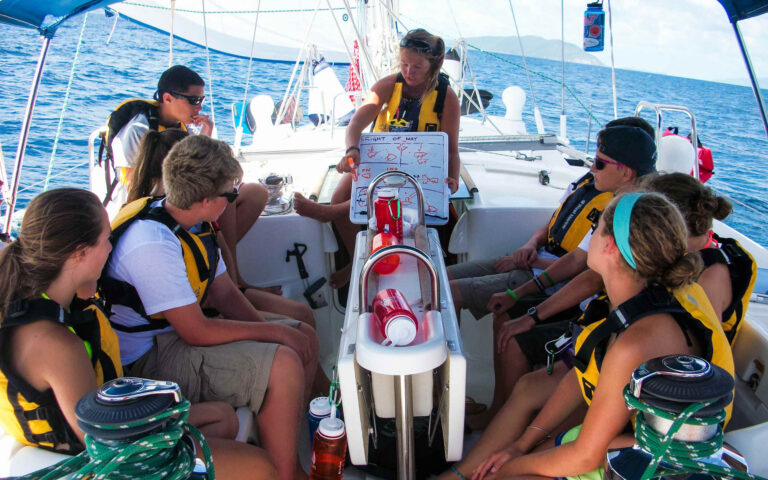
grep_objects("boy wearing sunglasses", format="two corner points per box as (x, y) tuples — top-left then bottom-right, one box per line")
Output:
(110, 65), (213, 184)
(102, 135), (317, 480)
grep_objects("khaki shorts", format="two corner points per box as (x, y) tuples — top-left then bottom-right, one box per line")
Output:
(126, 318), (301, 413)
(448, 259), (534, 319)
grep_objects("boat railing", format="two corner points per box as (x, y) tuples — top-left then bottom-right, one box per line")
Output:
(634, 101), (700, 179)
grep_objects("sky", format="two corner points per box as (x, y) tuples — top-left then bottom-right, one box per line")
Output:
(398, 0), (768, 84)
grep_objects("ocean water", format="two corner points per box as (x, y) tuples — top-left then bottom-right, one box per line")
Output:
(1, 12), (767, 246)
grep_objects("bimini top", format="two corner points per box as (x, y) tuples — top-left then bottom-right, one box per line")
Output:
(716, 0), (768, 21)
(0, 0), (120, 36)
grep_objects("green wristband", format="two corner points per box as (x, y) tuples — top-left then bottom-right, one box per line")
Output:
(506, 289), (520, 301)
(541, 271), (554, 287)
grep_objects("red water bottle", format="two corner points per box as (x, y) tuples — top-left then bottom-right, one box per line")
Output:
(310, 417), (347, 480)
(371, 229), (400, 275)
(374, 187), (403, 239)
(371, 288), (418, 346)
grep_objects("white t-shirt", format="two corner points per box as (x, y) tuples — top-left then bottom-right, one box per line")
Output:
(106, 200), (226, 364)
(112, 112), (151, 169)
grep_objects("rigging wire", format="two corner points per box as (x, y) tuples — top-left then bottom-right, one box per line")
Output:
(235, 0), (262, 148)
(607, 0), (618, 119)
(200, 0), (216, 126)
(506, 0), (545, 134)
(43, 13), (88, 192)
(169, 0), (175, 66)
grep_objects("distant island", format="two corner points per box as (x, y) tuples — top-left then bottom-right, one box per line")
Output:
(455, 35), (603, 67)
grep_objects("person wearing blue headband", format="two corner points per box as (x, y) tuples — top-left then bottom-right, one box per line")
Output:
(443, 192), (734, 480)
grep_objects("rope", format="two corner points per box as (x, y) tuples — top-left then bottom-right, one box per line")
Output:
(2, 398), (214, 480)
(465, 43), (602, 125)
(169, 0), (175, 66)
(623, 387), (767, 480)
(43, 13), (88, 192)
(606, 0), (618, 119)
(122, 2), (344, 14)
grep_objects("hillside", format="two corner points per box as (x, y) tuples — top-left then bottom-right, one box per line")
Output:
(461, 35), (603, 67)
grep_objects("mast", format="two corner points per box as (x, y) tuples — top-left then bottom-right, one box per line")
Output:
(731, 20), (768, 139)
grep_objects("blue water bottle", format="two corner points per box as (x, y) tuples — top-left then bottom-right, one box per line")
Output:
(583, 2), (605, 52)
(308, 396), (332, 444)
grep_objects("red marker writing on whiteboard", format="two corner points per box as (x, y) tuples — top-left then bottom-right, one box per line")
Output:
(348, 156), (358, 181)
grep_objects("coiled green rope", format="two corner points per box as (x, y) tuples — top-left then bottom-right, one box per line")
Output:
(623, 386), (767, 480)
(3, 398), (214, 480)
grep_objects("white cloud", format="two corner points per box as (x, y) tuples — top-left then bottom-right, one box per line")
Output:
(400, 0), (768, 82)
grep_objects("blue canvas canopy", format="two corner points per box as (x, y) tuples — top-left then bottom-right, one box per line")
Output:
(0, 0), (119, 36)
(717, 0), (768, 22)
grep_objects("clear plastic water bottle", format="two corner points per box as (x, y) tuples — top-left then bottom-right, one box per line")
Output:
(372, 288), (418, 346)
(310, 417), (347, 480)
(583, 2), (605, 52)
(308, 397), (332, 444)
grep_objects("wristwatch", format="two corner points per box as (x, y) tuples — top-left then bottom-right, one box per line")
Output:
(527, 306), (542, 324)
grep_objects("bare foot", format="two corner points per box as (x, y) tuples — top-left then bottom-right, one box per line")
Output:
(293, 193), (334, 222)
(329, 264), (352, 289)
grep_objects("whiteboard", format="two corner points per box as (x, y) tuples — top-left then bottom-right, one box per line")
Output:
(349, 132), (449, 225)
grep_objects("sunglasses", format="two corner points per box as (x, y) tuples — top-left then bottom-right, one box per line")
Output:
(399, 37), (435, 55)
(593, 155), (626, 170)
(218, 188), (239, 203)
(168, 91), (206, 106)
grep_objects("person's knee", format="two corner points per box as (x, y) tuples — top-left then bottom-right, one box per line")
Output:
(297, 323), (319, 359)
(240, 182), (269, 206)
(269, 346), (305, 391)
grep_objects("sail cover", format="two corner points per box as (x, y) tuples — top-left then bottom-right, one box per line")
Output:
(113, 0), (360, 63)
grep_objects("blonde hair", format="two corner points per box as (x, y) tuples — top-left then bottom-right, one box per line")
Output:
(639, 172), (732, 237)
(162, 135), (243, 209)
(399, 29), (445, 102)
(601, 192), (702, 289)
(0, 189), (104, 319)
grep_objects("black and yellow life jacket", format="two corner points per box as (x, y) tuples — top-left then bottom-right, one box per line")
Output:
(99, 197), (219, 333)
(545, 173), (613, 257)
(98, 99), (186, 205)
(572, 284), (734, 422)
(372, 73), (449, 133)
(699, 235), (756, 344)
(0, 297), (122, 453)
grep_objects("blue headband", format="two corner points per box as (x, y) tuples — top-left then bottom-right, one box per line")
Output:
(613, 193), (644, 270)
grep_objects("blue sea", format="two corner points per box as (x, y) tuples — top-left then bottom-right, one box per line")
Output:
(1, 12), (767, 246)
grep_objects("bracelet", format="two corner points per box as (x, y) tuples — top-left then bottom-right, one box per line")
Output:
(446, 177), (459, 187)
(506, 289), (520, 301)
(345, 145), (360, 154)
(532, 274), (547, 294)
(526, 424), (551, 439)
(541, 271), (554, 287)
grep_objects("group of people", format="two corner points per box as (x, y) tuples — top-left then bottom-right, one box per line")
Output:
(0, 26), (755, 480)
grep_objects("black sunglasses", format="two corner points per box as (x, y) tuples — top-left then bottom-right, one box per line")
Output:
(593, 155), (625, 170)
(218, 188), (239, 203)
(399, 37), (435, 55)
(168, 91), (206, 106)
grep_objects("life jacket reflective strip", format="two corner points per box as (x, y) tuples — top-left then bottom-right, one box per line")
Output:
(545, 172), (613, 257)
(372, 73), (449, 133)
(0, 297), (122, 453)
(98, 99), (187, 205)
(699, 235), (756, 344)
(100, 197), (219, 333)
(572, 283), (734, 423)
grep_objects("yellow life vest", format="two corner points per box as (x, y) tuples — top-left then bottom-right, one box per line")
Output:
(0, 297), (122, 453)
(699, 235), (756, 344)
(545, 173), (613, 256)
(99, 197), (219, 333)
(372, 73), (449, 133)
(572, 283), (734, 424)
(99, 99), (187, 203)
